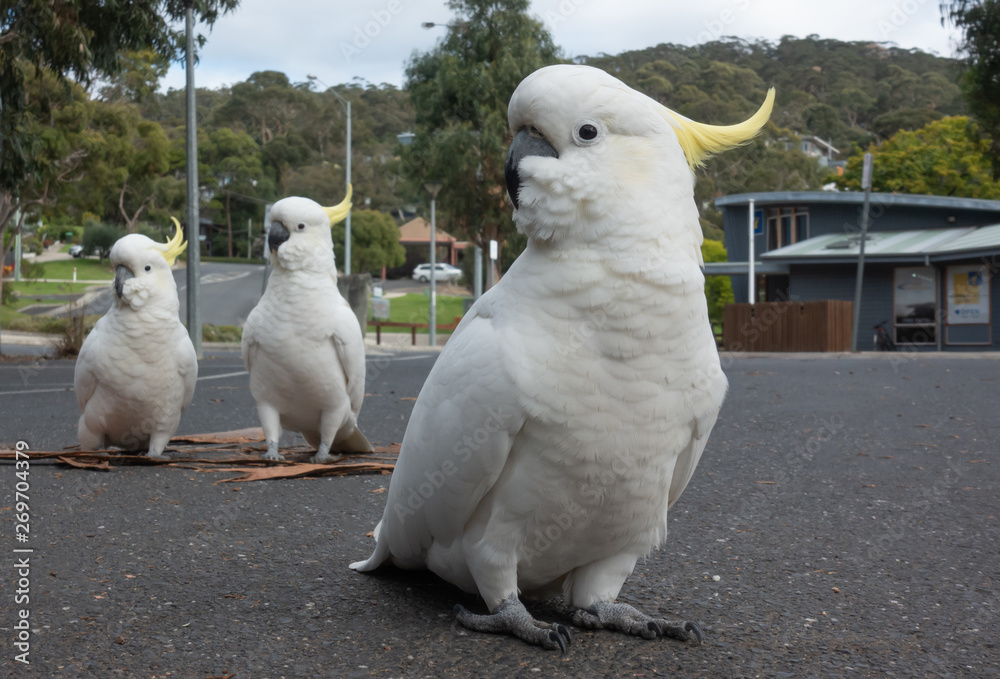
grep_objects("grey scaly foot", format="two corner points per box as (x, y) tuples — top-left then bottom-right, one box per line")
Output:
(143, 450), (168, 460)
(572, 602), (703, 643)
(310, 442), (342, 464)
(455, 594), (572, 653)
(261, 440), (284, 461)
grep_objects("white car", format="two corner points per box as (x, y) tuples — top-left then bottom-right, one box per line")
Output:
(69, 244), (85, 258)
(411, 263), (462, 283)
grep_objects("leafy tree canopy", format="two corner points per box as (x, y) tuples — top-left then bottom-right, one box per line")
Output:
(943, 0), (1000, 177)
(401, 0), (560, 277)
(837, 116), (1000, 198)
(332, 208), (405, 274)
(1, 0), (239, 196)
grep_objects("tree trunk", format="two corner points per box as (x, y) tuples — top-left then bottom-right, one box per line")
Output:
(226, 192), (234, 258)
(0, 199), (24, 357)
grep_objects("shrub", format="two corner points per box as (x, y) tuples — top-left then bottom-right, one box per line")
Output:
(83, 223), (125, 263)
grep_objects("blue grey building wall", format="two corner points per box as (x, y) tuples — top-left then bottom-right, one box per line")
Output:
(786, 261), (1000, 351)
(788, 263), (894, 350)
(721, 197), (1000, 312)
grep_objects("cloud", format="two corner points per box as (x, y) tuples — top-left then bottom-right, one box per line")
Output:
(161, 0), (961, 93)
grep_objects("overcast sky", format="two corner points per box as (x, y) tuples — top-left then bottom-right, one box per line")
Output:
(160, 0), (963, 93)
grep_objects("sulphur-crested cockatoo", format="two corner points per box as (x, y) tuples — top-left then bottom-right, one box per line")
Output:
(74, 221), (197, 458)
(242, 187), (373, 463)
(352, 65), (773, 651)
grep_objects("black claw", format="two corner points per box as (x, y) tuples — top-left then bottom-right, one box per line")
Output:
(549, 630), (568, 655)
(648, 621), (663, 638)
(556, 624), (572, 646)
(685, 621), (704, 644)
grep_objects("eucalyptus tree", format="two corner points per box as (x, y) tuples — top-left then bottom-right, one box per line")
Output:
(401, 0), (560, 280)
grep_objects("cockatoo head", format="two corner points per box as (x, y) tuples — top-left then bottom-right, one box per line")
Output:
(110, 219), (186, 311)
(267, 187), (352, 273)
(505, 64), (773, 246)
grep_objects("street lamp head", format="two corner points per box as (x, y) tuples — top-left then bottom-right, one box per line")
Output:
(424, 181), (443, 199)
(421, 22), (438, 29)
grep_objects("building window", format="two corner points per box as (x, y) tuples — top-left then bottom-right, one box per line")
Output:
(766, 207), (809, 250)
(893, 266), (937, 346)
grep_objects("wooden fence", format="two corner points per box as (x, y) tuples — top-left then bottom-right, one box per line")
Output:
(722, 300), (854, 352)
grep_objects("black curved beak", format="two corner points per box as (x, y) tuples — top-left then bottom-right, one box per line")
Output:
(268, 221), (290, 253)
(505, 127), (559, 210)
(114, 265), (133, 300)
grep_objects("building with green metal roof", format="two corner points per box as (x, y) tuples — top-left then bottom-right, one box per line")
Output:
(713, 191), (1000, 351)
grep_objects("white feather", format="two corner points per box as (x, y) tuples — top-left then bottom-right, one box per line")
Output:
(74, 234), (197, 456)
(352, 64), (728, 613)
(241, 196), (372, 458)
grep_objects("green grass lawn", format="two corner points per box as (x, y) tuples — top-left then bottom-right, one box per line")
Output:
(7, 297), (64, 309)
(201, 256), (267, 265)
(0, 305), (71, 333)
(7, 280), (103, 296)
(369, 293), (467, 333)
(40, 258), (114, 280)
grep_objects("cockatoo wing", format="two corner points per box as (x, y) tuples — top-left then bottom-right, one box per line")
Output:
(353, 302), (526, 572)
(74, 319), (106, 412)
(240, 305), (262, 374)
(328, 293), (366, 414)
(176, 327), (198, 411)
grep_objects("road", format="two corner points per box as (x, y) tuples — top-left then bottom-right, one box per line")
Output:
(0, 352), (997, 676)
(68, 263), (268, 328)
(72, 262), (461, 327)
(175, 264), (266, 328)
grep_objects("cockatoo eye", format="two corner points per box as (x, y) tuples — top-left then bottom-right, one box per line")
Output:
(573, 121), (603, 146)
(144, 265), (151, 272)
(297, 223), (306, 231)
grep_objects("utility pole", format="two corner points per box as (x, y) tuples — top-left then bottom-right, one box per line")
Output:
(473, 244), (483, 300)
(851, 153), (874, 352)
(425, 181), (443, 347)
(185, 1), (202, 358)
(748, 198), (755, 304)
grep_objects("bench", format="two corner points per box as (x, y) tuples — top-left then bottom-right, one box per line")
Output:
(370, 317), (464, 345)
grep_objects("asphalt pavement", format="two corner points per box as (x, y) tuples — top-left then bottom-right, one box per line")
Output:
(0, 350), (997, 677)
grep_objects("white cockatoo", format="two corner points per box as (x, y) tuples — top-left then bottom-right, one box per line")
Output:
(74, 221), (197, 458)
(241, 187), (373, 463)
(352, 65), (773, 651)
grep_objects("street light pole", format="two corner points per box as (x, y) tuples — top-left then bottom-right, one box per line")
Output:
(308, 75), (351, 274)
(185, 1), (202, 358)
(424, 181), (443, 347)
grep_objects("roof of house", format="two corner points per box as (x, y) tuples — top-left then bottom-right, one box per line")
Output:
(716, 191), (1000, 213)
(398, 217), (458, 243)
(761, 224), (1000, 263)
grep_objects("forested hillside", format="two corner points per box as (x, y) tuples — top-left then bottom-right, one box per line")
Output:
(17, 36), (964, 257)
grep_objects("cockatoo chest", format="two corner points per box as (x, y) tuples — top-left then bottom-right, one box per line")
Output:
(492, 255), (725, 556)
(249, 270), (345, 397)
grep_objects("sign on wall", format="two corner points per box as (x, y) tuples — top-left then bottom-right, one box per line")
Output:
(946, 265), (991, 325)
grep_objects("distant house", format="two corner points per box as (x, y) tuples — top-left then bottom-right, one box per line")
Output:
(712, 191), (1000, 351)
(778, 134), (845, 172)
(387, 217), (468, 279)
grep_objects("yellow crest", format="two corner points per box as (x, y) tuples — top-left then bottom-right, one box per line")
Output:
(663, 88), (775, 169)
(155, 218), (189, 266)
(321, 184), (353, 225)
